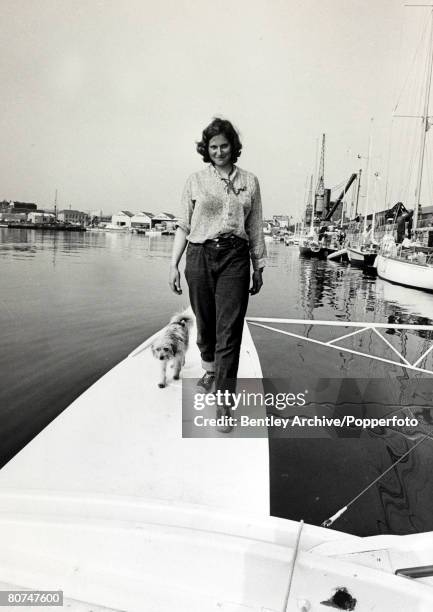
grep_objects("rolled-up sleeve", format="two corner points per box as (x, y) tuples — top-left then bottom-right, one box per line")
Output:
(245, 175), (267, 270)
(176, 176), (194, 234)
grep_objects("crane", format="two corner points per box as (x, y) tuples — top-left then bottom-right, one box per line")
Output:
(324, 173), (358, 222)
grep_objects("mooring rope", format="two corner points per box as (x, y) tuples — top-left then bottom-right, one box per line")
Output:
(322, 434), (430, 527)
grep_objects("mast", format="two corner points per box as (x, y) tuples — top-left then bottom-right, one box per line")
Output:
(413, 8), (433, 232)
(307, 175), (314, 233)
(340, 176), (354, 226)
(315, 134), (326, 219)
(363, 118), (374, 234)
(371, 172), (380, 238)
(354, 169), (362, 217)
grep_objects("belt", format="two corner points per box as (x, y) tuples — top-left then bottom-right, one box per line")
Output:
(203, 234), (243, 246)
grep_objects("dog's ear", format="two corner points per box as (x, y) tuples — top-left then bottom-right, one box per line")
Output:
(170, 342), (177, 355)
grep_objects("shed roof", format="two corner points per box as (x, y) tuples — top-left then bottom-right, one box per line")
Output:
(116, 211), (134, 217)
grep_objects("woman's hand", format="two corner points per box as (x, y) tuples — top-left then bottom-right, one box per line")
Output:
(249, 269), (263, 295)
(169, 264), (183, 295)
(168, 228), (187, 294)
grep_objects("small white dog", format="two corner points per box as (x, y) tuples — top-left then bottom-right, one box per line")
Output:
(151, 311), (193, 388)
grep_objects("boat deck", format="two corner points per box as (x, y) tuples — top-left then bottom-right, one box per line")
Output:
(0, 315), (269, 515)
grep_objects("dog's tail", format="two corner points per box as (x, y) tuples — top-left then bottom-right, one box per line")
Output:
(170, 311), (194, 329)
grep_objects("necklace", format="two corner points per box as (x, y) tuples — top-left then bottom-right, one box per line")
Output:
(212, 164), (246, 196)
(220, 177), (247, 196)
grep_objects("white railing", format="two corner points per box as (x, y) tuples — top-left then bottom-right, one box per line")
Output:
(246, 317), (433, 375)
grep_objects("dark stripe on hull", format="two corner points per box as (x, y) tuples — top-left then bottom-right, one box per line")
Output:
(299, 246), (338, 259)
(348, 250), (377, 269)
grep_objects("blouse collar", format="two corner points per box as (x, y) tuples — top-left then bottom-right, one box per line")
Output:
(210, 163), (238, 182)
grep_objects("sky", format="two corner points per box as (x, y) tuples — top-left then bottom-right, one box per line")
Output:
(1, 0), (432, 220)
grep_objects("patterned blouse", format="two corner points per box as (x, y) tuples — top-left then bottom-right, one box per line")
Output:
(177, 164), (267, 270)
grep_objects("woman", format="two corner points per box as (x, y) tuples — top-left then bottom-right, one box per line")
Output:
(169, 118), (266, 432)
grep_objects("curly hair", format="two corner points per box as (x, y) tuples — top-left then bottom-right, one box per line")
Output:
(196, 118), (242, 164)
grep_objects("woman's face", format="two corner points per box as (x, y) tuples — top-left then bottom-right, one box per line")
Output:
(208, 134), (232, 167)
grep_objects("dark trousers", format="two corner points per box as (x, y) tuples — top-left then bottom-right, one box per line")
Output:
(185, 236), (250, 397)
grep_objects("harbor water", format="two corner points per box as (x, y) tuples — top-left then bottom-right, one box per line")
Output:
(1, 227), (432, 536)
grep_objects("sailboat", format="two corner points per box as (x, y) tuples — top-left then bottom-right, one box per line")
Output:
(376, 9), (433, 291)
(300, 137), (327, 258)
(299, 174), (322, 256)
(298, 184), (340, 258)
(346, 241), (379, 268)
(347, 120), (380, 269)
(346, 224), (380, 270)
(300, 137), (354, 259)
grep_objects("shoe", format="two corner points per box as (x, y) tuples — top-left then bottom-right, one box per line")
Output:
(196, 372), (215, 392)
(216, 406), (234, 434)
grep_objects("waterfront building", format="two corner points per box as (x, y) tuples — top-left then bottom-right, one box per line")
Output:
(419, 205), (433, 228)
(0, 212), (27, 223)
(110, 211), (134, 229)
(344, 200), (433, 247)
(131, 211), (154, 230)
(151, 212), (177, 230)
(417, 205), (433, 247)
(27, 212), (56, 224)
(0, 201), (37, 217)
(58, 210), (89, 225)
(89, 214), (111, 226)
(1, 201), (37, 212)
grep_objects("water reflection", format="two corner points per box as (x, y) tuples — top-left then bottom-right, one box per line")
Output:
(313, 247), (429, 322)
(0, 227), (175, 261)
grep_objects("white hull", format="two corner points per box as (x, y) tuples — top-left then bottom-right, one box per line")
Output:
(104, 224), (130, 232)
(376, 254), (433, 291)
(347, 247), (365, 263)
(377, 277), (433, 320)
(327, 247), (347, 260)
